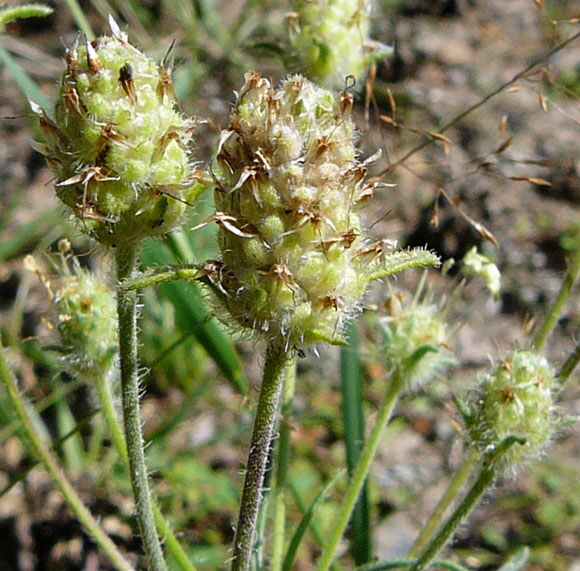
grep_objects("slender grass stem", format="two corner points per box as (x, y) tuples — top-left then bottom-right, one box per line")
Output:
(0, 338), (133, 571)
(115, 244), (167, 571)
(533, 243), (580, 351)
(558, 340), (580, 384)
(407, 449), (479, 557)
(317, 370), (405, 571)
(232, 341), (290, 571)
(63, 0), (95, 40)
(270, 357), (297, 570)
(380, 29), (580, 177)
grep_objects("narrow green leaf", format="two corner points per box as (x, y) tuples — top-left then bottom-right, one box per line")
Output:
(0, 209), (60, 262)
(340, 322), (372, 565)
(0, 43), (51, 110)
(284, 470), (346, 571)
(355, 558), (470, 570)
(497, 547), (531, 571)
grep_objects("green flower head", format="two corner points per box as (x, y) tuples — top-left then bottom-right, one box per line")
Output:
(286, 0), (392, 90)
(33, 18), (207, 246)
(203, 72), (438, 347)
(465, 350), (560, 469)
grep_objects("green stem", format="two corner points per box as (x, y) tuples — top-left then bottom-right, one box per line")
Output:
(121, 265), (200, 291)
(232, 341), (290, 571)
(0, 3), (52, 30)
(0, 339), (133, 571)
(270, 357), (297, 570)
(115, 244), (167, 571)
(63, 0), (95, 40)
(356, 558), (469, 570)
(407, 449), (479, 557)
(533, 243), (580, 350)
(558, 340), (580, 384)
(317, 369), (405, 571)
(94, 369), (196, 571)
(409, 437), (523, 571)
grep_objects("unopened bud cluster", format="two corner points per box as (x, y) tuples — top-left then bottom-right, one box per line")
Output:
(379, 293), (455, 389)
(465, 350), (559, 468)
(462, 246), (501, 301)
(286, 0), (391, 90)
(34, 20), (205, 246)
(207, 72), (437, 346)
(54, 253), (118, 379)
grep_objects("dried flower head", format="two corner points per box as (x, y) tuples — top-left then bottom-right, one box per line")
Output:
(33, 18), (207, 246)
(204, 72), (438, 347)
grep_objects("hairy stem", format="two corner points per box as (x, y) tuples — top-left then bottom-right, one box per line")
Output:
(407, 449), (479, 557)
(270, 357), (297, 570)
(232, 341), (290, 571)
(533, 242), (580, 351)
(115, 243), (167, 571)
(409, 437), (523, 571)
(93, 370), (195, 571)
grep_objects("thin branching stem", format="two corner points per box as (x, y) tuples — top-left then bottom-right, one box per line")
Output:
(115, 243), (167, 571)
(380, 29), (580, 177)
(232, 341), (290, 571)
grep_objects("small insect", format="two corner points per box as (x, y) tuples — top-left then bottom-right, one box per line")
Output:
(119, 63), (137, 103)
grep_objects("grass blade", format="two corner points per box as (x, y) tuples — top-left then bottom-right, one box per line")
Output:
(0, 43), (51, 109)
(341, 322), (371, 565)
(284, 470), (346, 571)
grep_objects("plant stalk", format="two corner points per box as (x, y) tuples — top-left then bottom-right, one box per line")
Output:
(232, 341), (290, 571)
(270, 356), (297, 570)
(0, 338), (133, 571)
(533, 242), (580, 351)
(407, 449), (479, 557)
(115, 243), (167, 571)
(317, 369), (405, 570)
(409, 437), (523, 571)
(93, 369), (195, 571)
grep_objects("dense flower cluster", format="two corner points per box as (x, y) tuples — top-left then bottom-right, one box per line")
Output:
(205, 72), (438, 346)
(34, 19), (206, 246)
(286, 0), (391, 90)
(466, 350), (560, 468)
